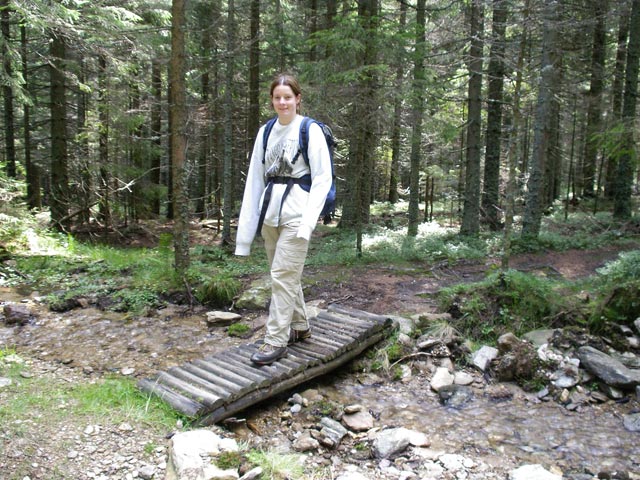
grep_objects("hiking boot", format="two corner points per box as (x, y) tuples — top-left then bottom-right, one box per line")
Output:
(288, 328), (311, 344)
(250, 343), (287, 365)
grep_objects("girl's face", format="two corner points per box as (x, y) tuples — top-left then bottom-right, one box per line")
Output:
(271, 85), (300, 125)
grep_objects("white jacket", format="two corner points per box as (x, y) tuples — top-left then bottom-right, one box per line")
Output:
(235, 114), (332, 256)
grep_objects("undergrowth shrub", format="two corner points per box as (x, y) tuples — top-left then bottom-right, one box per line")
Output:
(437, 269), (566, 343)
(589, 250), (640, 331)
(196, 275), (241, 307)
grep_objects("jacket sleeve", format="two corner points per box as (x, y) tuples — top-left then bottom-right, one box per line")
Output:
(235, 127), (266, 256)
(297, 122), (332, 241)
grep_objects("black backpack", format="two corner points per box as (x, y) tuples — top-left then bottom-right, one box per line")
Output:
(256, 116), (336, 234)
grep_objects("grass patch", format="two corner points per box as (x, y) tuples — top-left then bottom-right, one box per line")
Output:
(437, 269), (568, 344)
(227, 323), (251, 337)
(245, 449), (306, 480)
(589, 249), (640, 332)
(196, 275), (242, 307)
(0, 361), (183, 431)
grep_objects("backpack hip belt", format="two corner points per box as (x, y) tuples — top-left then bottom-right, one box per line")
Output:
(256, 175), (312, 235)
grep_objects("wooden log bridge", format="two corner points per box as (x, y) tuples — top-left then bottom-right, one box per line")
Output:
(137, 305), (395, 426)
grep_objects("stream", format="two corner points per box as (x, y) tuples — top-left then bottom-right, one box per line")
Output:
(2, 287), (640, 477)
(323, 375), (640, 475)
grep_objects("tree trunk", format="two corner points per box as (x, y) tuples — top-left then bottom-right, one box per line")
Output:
(97, 54), (111, 229)
(221, 0), (236, 244)
(21, 24), (41, 209)
(2, 0), (16, 178)
(581, 0), (607, 197)
(481, 0), (507, 231)
(49, 31), (70, 231)
(407, 0), (426, 237)
(545, 82), (562, 207)
(460, 0), (484, 236)
(77, 57), (92, 225)
(502, 0), (530, 269)
(196, 2), (213, 219)
(522, 0), (561, 238)
(387, 1), (407, 205)
(170, 0), (190, 273)
(613, 0), (640, 220)
(248, 0), (260, 145)
(605, 3), (631, 199)
(339, 0), (378, 256)
(150, 59), (162, 216)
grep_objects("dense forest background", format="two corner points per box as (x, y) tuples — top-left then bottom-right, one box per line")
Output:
(1, 0), (639, 273)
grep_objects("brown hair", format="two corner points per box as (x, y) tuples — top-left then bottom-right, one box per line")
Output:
(269, 73), (302, 98)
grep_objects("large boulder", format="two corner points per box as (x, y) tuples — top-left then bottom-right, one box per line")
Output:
(2, 304), (33, 326)
(235, 277), (271, 310)
(577, 346), (640, 389)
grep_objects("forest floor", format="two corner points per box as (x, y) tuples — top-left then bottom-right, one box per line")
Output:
(1, 230), (639, 479)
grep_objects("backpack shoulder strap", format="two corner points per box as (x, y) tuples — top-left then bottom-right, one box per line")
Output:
(299, 116), (314, 165)
(261, 116), (279, 163)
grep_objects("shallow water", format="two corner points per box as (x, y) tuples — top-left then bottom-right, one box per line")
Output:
(2, 287), (639, 476)
(323, 377), (640, 474)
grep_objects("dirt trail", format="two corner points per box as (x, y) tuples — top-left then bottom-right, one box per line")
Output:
(2, 242), (636, 379)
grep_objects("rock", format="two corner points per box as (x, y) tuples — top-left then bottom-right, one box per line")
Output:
(397, 332), (413, 347)
(0, 377), (12, 388)
(453, 371), (474, 385)
(430, 367), (454, 392)
(335, 472), (370, 480)
(577, 346), (640, 389)
(494, 340), (539, 382)
(438, 453), (473, 471)
(293, 430), (320, 452)
(406, 430), (430, 447)
(398, 364), (412, 382)
(523, 329), (558, 347)
(634, 317), (640, 335)
(288, 393), (304, 405)
(589, 390), (610, 403)
(301, 388), (323, 403)
(614, 351), (640, 369)
(138, 465), (155, 480)
(392, 315), (415, 336)
(343, 404), (363, 414)
(472, 346), (498, 372)
(415, 312), (453, 330)
(537, 344), (563, 363)
(3, 303), (33, 325)
(234, 277), (271, 310)
(551, 366), (580, 389)
(537, 386), (550, 398)
(372, 427), (413, 459)
(599, 383), (625, 400)
(167, 430), (239, 480)
(205, 311), (242, 327)
(438, 384), (474, 408)
(486, 384), (514, 401)
(623, 413), (640, 432)
(497, 332), (521, 353)
(319, 417), (348, 448)
(239, 467), (262, 480)
(342, 410), (374, 432)
(510, 464), (562, 480)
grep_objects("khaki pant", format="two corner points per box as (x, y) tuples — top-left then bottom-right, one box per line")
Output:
(262, 223), (310, 347)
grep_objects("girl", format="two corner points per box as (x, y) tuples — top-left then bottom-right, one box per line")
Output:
(235, 73), (333, 365)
